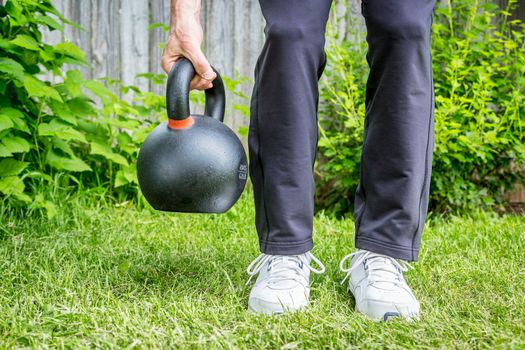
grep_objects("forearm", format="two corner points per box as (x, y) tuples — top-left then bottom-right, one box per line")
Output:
(170, 0), (201, 34)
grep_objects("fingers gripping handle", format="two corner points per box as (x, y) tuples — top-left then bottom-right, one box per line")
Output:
(166, 58), (225, 123)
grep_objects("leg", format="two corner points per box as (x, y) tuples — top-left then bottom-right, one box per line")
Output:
(249, 0), (332, 255)
(354, 0), (437, 262)
(246, 1), (331, 315)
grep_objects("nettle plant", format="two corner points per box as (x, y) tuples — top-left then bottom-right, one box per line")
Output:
(0, 0), (164, 217)
(316, 0), (525, 216)
(430, 0), (525, 212)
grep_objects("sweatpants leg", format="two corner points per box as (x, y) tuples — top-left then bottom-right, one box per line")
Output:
(248, 0), (332, 255)
(354, 0), (437, 262)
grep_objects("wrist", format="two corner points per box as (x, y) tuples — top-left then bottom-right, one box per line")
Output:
(170, 15), (199, 36)
(169, 19), (193, 38)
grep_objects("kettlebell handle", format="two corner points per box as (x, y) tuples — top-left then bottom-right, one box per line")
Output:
(167, 58), (225, 122)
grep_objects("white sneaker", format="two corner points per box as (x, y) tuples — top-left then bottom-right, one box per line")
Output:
(340, 249), (420, 321)
(246, 251), (326, 315)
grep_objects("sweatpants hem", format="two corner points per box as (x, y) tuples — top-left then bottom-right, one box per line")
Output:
(259, 238), (314, 255)
(355, 236), (419, 262)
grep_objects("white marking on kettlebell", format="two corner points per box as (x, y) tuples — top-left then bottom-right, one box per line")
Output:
(238, 163), (248, 180)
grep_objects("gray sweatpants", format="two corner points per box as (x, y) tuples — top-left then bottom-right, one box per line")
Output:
(248, 0), (437, 261)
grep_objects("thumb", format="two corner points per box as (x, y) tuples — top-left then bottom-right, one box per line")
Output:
(186, 47), (216, 81)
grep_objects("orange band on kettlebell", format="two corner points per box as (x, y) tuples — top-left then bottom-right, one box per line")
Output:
(168, 116), (195, 129)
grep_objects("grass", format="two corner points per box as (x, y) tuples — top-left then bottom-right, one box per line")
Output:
(0, 189), (524, 349)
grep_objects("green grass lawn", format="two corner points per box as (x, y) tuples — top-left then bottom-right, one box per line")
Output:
(0, 189), (524, 349)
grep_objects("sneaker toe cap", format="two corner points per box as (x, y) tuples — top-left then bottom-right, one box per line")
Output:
(353, 284), (419, 321)
(248, 296), (307, 315)
(365, 283), (415, 301)
(248, 285), (309, 315)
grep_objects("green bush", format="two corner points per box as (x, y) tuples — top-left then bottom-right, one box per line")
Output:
(316, 0), (525, 216)
(0, 0), (164, 217)
(315, 21), (368, 216)
(0, 0), (251, 217)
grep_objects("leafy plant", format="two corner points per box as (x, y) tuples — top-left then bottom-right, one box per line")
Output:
(315, 19), (368, 216)
(0, 2), (253, 218)
(0, 0), (164, 217)
(316, 0), (525, 216)
(430, 0), (525, 212)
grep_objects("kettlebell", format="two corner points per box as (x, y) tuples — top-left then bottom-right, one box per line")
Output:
(137, 58), (248, 213)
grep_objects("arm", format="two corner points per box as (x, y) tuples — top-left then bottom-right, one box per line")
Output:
(161, 0), (216, 90)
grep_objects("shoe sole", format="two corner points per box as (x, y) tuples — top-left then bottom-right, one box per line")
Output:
(382, 312), (401, 322)
(350, 290), (420, 322)
(355, 305), (420, 322)
(353, 306), (419, 322)
(247, 305), (284, 315)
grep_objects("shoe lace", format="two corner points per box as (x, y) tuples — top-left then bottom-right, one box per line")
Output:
(246, 252), (326, 286)
(339, 250), (414, 286)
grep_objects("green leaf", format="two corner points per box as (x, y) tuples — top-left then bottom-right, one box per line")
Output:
(45, 150), (91, 172)
(148, 22), (170, 32)
(85, 80), (116, 101)
(0, 57), (25, 80)
(5, 0), (27, 26)
(2, 136), (31, 153)
(0, 158), (28, 176)
(0, 145), (13, 158)
(0, 176), (26, 196)
(52, 137), (74, 157)
(115, 165), (137, 187)
(0, 39), (17, 51)
(35, 14), (64, 31)
(122, 164), (137, 184)
(10, 34), (40, 51)
(38, 119), (70, 135)
(67, 97), (96, 117)
(0, 108), (30, 133)
(23, 76), (62, 101)
(34, 195), (58, 219)
(34, 2), (71, 25)
(116, 132), (135, 155)
(5, 0), (23, 18)
(105, 117), (139, 129)
(54, 42), (86, 62)
(64, 70), (84, 97)
(42, 200), (57, 219)
(47, 99), (77, 125)
(40, 45), (56, 62)
(0, 115), (14, 133)
(54, 127), (87, 143)
(115, 170), (129, 187)
(38, 119), (87, 143)
(90, 141), (129, 166)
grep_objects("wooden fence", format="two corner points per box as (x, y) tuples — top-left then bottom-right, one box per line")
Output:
(44, 0), (363, 131)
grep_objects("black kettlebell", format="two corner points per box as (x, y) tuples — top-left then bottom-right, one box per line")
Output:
(137, 58), (248, 213)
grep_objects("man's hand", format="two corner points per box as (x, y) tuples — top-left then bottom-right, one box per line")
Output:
(161, 0), (216, 90)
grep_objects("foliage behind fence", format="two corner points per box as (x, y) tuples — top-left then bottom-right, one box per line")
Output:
(0, 0), (165, 217)
(316, 0), (525, 216)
